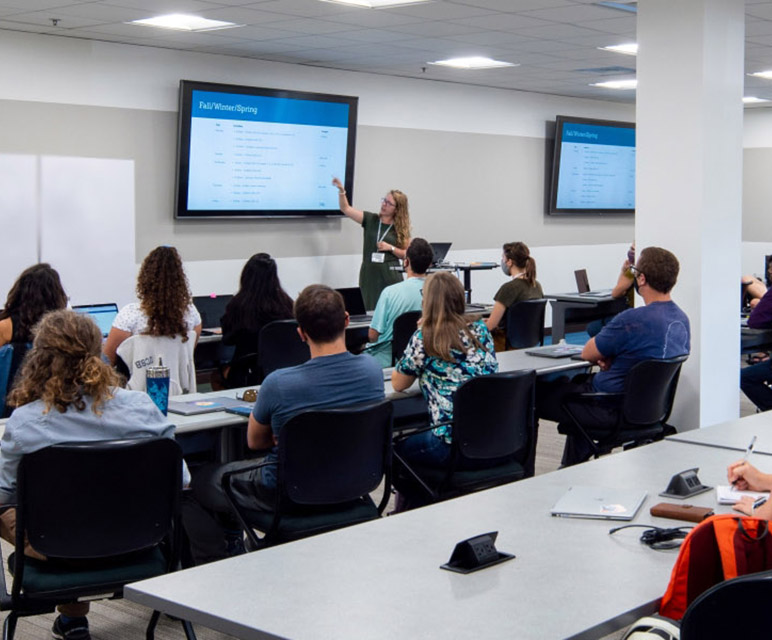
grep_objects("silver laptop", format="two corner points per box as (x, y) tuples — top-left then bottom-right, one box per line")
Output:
(72, 303), (118, 338)
(525, 344), (583, 359)
(167, 396), (252, 416)
(574, 269), (613, 297)
(551, 485), (647, 521)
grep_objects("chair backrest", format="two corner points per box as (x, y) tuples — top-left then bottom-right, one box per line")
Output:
(622, 355), (688, 426)
(680, 569), (772, 639)
(258, 320), (310, 381)
(505, 299), (546, 349)
(116, 331), (197, 395)
(17, 437), (181, 559)
(278, 400), (393, 506)
(0, 344), (13, 417)
(391, 310), (422, 365)
(452, 370), (536, 463)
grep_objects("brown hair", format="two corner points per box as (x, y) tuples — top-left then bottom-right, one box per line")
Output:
(294, 285), (347, 343)
(421, 272), (482, 361)
(636, 247), (680, 294)
(0, 263), (68, 342)
(389, 190), (411, 248)
(503, 242), (537, 287)
(8, 309), (120, 414)
(136, 246), (192, 341)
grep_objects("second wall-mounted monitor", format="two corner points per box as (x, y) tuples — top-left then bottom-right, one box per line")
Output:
(176, 80), (358, 219)
(548, 115), (635, 215)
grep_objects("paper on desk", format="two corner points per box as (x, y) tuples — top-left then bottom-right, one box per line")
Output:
(716, 485), (769, 505)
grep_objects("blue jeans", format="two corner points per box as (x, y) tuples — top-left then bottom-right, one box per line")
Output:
(741, 360), (772, 411)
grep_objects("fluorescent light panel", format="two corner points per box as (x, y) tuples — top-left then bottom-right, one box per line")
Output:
(600, 43), (638, 56)
(129, 14), (239, 31)
(749, 70), (772, 80)
(591, 79), (637, 90)
(319, 0), (431, 7)
(744, 96), (770, 104)
(429, 56), (517, 70)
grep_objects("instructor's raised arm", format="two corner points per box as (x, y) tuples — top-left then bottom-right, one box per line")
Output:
(332, 177), (363, 224)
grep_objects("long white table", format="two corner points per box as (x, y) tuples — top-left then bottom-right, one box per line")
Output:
(126, 438), (738, 640)
(667, 410), (772, 456)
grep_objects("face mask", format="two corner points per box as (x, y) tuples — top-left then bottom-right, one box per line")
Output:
(633, 277), (640, 295)
(501, 259), (510, 276)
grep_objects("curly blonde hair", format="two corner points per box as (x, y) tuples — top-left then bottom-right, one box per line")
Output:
(389, 190), (411, 248)
(8, 309), (120, 415)
(136, 246), (192, 341)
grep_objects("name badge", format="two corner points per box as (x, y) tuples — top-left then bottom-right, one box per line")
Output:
(371, 252), (385, 263)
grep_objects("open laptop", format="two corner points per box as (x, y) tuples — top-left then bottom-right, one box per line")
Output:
(73, 303), (118, 338)
(193, 294), (233, 333)
(574, 269), (613, 297)
(551, 485), (647, 521)
(335, 287), (372, 323)
(430, 242), (452, 266)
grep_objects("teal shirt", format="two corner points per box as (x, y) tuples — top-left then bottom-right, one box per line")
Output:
(366, 277), (425, 368)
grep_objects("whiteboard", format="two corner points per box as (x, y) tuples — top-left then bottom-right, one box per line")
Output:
(0, 154), (38, 302)
(40, 157), (136, 307)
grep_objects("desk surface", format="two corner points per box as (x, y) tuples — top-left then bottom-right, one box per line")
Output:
(667, 411), (772, 457)
(126, 439), (737, 640)
(545, 292), (615, 304)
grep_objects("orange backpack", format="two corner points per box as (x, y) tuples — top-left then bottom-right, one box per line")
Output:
(659, 513), (772, 619)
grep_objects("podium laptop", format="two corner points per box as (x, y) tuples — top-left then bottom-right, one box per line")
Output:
(73, 303), (119, 338)
(574, 269), (612, 297)
(335, 287), (372, 322)
(551, 485), (647, 521)
(430, 242), (452, 266)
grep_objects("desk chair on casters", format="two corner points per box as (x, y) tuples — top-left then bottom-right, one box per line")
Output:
(257, 319), (311, 382)
(505, 299), (546, 349)
(0, 438), (196, 640)
(560, 355), (687, 463)
(392, 370), (537, 506)
(221, 400), (393, 550)
(391, 310), (422, 366)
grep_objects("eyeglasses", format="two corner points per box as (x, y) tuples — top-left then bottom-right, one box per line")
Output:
(630, 265), (644, 278)
(381, 197), (396, 208)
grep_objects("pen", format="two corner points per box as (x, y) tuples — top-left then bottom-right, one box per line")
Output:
(742, 435), (758, 464)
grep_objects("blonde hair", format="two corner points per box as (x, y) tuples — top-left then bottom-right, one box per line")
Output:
(421, 272), (482, 361)
(8, 309), (119, 415)
(389, 190), (411, 248)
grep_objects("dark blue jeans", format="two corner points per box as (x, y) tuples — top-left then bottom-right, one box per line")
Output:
(741, 360), (772, 411)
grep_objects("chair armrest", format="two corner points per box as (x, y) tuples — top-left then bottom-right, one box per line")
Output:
(392, 420), (447, 443)
(220, 459), (277, 551)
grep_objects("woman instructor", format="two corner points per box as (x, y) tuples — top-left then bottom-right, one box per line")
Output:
(332, 177), (411, 309)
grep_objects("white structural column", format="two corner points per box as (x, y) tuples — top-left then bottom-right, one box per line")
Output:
(636, 0), (744, 429)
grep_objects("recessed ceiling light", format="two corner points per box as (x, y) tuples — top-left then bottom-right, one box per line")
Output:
(749, 70), (772, 80)
(128, 14), (241, 31)
(319, 0), (431, 7)
(599, 43), (638, 56)
(429, 56), (517, 70)
(590, 79), (637, 90)
(744, 96), (770, 104)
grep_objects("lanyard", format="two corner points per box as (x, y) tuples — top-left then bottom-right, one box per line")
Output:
(376, 220), (393, 245)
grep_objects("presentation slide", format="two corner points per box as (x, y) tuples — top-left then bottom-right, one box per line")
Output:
(555, 122), (635, 210)
(187, 90), (350, 211)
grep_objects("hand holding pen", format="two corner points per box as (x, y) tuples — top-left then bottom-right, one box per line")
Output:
(727, 436), (762, 491)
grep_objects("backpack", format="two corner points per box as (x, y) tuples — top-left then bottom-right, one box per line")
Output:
(659, 513), (772, 620)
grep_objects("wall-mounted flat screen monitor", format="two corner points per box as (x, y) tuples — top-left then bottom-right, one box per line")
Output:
(175, 80), (358, 219)
(548, 115), (635, 215)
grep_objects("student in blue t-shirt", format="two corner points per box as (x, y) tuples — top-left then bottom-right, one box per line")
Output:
(365, 237), (433, 367)
(537, 246), (690, 466)
(183, 285), (384, 565)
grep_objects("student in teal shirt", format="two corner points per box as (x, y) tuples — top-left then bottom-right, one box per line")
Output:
(366, 238), (433, 367)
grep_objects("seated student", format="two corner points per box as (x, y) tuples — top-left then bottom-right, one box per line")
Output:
(392, 271), (498, 469)
(216, 253), (293, 387)
(586, 243), (636, 337)
(741, 284), (772, 411)
(537, 247), (690, 466)
(183, 285), (384, 565)
(1, 309), (189, 640)
(485, 242), (543, 351)
(365, 237), (433, 368)
(0, 264), (68, 413)
(742, 274), (766, 310)
(727, 459), (772, 519)
(103, 246), (202, 365)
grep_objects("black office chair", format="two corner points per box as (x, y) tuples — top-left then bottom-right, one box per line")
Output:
(0, 438), (196, 640)
(505, 299), (546, 349)
(257, 320), (310, 381)
(1, 342), (30, 419)
(680, 569), (772, 639)
(222, 400), (393, 549)
(560, 355), (688, 462)
(393, 370), (537, 505)
(391, 310), (422, 366)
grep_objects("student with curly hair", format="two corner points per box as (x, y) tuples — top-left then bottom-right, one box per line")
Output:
(104, 246), (201, 364)
(2, 309), (189, 640)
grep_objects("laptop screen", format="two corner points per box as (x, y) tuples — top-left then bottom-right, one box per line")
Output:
(335, 287), (367, 316)
(73, 303), (119, 337)
(193, 294), (233, 329)
(430, 242), (452, 266)
(574, 269), (591, 294)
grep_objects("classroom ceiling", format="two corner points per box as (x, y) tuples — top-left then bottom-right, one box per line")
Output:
(2, 0), (772, 104)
